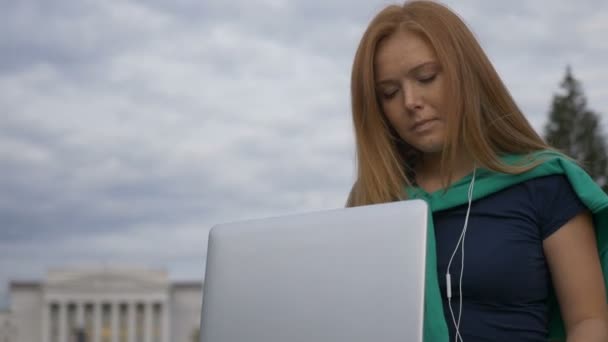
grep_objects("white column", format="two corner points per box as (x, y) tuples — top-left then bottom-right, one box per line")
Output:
(76, 302), (85, 337)
(111, 302), (119, 342)
(58, 302), (67, 342)
(162, 301), (170, 342)
(42, 302), (50, 342)
(144, 302), (153, 342)
(128, 302), (136, 342)
(93, 301), (102, 342)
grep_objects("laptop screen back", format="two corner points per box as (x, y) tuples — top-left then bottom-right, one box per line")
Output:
(200, 199), (428, 342)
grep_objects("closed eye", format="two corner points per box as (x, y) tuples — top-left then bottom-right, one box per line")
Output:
(384, 91), (397, 99)
(418, 74), (436, 84)
(379, 88), (399, 100)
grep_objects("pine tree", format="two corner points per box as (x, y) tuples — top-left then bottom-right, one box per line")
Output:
(544, 66), (608, 191)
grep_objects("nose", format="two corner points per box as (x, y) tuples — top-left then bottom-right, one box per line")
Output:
(402, 83), (423, 112)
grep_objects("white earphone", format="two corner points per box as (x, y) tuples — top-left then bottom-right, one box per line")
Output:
(446, 166), (476, 342)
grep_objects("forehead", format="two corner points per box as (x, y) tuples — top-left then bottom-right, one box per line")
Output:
(374, 30), (436, 77)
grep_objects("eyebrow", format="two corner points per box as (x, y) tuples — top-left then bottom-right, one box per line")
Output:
(376, 61), (439, 86)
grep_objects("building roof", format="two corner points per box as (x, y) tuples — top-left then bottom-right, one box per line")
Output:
(9, 281), (41, 290)
(172, 281), (203, 289)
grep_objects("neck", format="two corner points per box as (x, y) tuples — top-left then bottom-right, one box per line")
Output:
(415, 149), (475, 192)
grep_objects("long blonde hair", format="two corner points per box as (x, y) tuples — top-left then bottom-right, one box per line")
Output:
(347, 0), (550, 207)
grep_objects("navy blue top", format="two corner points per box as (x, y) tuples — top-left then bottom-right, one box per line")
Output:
(434, 175), (587, 341)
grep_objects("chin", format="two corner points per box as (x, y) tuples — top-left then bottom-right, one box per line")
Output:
(413, 142), (444, 154)
(405, 134), (445, 155)
(418, 148), (443, 155)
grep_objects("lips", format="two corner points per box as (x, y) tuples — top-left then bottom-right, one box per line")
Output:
(411, 118), (439, 132)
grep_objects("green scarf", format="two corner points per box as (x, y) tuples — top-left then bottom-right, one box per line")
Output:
(405, 151), (608, 342)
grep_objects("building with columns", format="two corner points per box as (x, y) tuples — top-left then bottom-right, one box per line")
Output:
(0, 310), (16, 342)
(1, 268), (202, 342)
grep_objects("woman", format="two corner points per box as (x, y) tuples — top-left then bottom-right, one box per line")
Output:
(346, 1), (608, 341)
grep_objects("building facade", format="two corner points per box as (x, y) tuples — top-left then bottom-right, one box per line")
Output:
(1, 268), (202, 342)
(0, 311), (16, 342)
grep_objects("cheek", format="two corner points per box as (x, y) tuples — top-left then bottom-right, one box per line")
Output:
(428, 82), (447, 114)
(384, 111), (399, 130)
(383, 111), (404, 138)
(384, 112), (413, 144)
(382, 103), (405, 128)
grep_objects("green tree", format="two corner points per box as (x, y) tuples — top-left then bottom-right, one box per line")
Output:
(191, 327), (200, 342)
(544, 66), (608, 191)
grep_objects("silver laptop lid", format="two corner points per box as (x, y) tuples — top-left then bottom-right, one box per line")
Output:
(200, 199), (428, 342)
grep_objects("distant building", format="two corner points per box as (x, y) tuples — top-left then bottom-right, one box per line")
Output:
(0, 310), (16, 342)
(0, 267), (202, 342)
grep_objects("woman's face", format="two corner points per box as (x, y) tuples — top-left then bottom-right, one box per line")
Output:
(374, 29), (447, 154)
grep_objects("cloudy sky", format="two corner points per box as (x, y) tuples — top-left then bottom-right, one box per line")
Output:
(1, 0), (607, 307)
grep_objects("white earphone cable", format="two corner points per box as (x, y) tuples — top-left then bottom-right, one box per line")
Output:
(446, 166), (476, 342)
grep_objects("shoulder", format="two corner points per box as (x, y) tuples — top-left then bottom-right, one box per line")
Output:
(521, 174), (572, 193)
(474, 174), (586, 239)
(521, 175), (587, 239)
(482, 174), (573, 202)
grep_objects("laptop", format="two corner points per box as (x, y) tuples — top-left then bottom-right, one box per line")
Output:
(200, 199), (428, 342)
